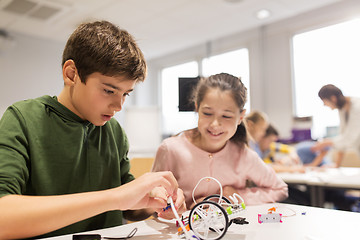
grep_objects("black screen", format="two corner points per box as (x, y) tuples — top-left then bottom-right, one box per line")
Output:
(178, 77), (200, 111)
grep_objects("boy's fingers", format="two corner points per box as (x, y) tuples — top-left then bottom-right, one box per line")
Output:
(149, 187), (168, 201)
(155, 171), (178, 198)
(174, 189), (185, 209)
(147, 197), (167, 209)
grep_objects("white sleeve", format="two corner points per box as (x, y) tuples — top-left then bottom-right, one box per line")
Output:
(332, 98), (360, 151)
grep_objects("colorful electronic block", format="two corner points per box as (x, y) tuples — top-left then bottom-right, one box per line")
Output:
(258, 213), (282, 223)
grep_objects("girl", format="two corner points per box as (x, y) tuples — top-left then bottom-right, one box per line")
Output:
(244, 110), (269, 153)
(152, 73), (288, 208)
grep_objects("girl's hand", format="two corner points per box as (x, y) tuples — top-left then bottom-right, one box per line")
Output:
(223, 185), (238, 199)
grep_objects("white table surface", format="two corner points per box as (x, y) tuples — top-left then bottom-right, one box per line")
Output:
(40, 203), (360, 240)
(277, 167), (360, 207)
(277, 167), (360, 189)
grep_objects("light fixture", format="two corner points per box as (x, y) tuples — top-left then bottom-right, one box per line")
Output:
(256, 9), (271, 20)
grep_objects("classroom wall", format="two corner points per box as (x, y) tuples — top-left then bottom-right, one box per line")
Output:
(0, 32), (64, 116)
(1, 0), (360, 157)
(142, 0), (360, 140)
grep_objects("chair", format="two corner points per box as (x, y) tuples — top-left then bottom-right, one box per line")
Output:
(129, 157), (155, 178)
(339, 150), (360, 168)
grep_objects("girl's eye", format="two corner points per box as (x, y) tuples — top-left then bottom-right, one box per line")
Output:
(223, 115), (232, 119)
(123, 92), (130, 97)
(203, 112), (212, 116)
(104, 89), (114, 95)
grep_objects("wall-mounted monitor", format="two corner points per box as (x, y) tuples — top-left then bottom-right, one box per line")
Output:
(178, 77), (200, 111)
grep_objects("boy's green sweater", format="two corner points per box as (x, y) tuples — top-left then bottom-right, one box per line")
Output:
(0, 95), (134, 238)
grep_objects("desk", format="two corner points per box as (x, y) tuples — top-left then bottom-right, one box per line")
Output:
(277, 167), (360, 207)
(40, 203), (360, 240)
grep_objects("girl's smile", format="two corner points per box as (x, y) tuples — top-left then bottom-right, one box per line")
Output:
(207, 129), (224, 137)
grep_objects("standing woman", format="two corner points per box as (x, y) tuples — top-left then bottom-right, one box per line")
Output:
(312, 84), (360, 167)
(152, 73), (288, 208)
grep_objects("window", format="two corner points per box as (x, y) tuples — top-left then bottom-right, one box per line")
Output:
(202, 49), (250, 111)
(161, 61), (199, 136)
(161, 48), (250, 136)
(293, 18), (360, 138)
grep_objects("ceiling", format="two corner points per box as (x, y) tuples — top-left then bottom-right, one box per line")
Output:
(0, 0), (341, 60)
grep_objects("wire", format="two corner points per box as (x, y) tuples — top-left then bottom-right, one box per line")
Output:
(72, 228), (137, 240)
(191, 177), (223, 205)
(272, 206), (296, 217)
(168, 197), (193, 240)
(103, 227), (137, 239)
(191, 176), (246, 209)
(228, 193), (245, 205)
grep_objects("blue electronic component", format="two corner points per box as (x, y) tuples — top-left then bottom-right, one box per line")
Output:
(162, 204), (171, 211)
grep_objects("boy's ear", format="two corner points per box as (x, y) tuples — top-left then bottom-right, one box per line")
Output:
(62, 60), (77, 86)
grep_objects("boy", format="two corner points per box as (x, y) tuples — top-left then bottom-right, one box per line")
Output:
(258, 124), (305, 173)
(0, 20), (185, 239)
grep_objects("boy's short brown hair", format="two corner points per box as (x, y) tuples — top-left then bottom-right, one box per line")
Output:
(62, 20), (147, 83)
(265, 124), (279, 137)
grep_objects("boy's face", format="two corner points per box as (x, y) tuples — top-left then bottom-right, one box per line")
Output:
(64, 71), (135, 126)
(259, 134), (278, 151)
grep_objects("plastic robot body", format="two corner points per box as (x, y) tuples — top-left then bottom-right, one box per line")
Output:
(172, 177), (247, 240)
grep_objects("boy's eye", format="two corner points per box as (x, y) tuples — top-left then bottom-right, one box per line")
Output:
(123, 92), (130, 97)
(223, 115), (232, 119)
(203, 112), (212, 116)
(104, 89), (114, 95)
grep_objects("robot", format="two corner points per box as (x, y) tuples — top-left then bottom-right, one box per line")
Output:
(168, 177), (247, 240)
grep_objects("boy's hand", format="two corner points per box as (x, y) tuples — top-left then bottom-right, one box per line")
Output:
(113, 171), (179, 210)
(156, 188), (186, 219)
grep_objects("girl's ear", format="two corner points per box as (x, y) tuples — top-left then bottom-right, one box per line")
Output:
(194, 102), (199, 112)
(238, 109), (246, 125)
(62, 60), (78, 86)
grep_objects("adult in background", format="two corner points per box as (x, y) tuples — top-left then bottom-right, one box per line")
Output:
(312, 84), (360, 167)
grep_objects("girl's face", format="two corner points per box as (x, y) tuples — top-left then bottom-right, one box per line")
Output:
(196, 88), (244, 153)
